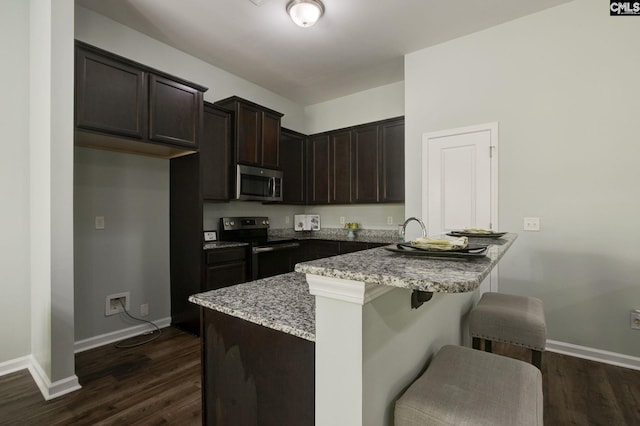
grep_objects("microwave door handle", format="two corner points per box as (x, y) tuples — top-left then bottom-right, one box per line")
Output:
(269, 177), (275, 197)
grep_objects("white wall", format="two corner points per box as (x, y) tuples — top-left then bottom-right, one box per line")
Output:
(304, 81), (404, 134)
(204, 202), (404, 231)
(405, 0), (640, 357)
(0, 0), (31, 364)
(74, 148), (170, 340)
(304, 204), (404, 230)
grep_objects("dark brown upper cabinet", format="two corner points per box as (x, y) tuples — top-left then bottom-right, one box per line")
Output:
(379, 117), (405, 202)
(75, 40), (207, 159)
(214, 96), (283, 169)
(201, 103), (233, 201)
(307, 134), (331, 204)
(280, 128), (306, 204)
(305, 116), (404, 205)
(352, 124), (380, 203)
(330, 130), (352, 203)
(148, 75), (202, 148)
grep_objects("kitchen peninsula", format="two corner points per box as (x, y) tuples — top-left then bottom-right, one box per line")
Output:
(189, 233), (517, 426)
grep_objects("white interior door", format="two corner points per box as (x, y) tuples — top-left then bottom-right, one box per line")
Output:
(422, 123), (498, 293)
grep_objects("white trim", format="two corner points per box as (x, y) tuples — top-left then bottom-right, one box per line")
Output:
(0, 354), (32, 377)
(546, 339), (640, 371)
(28, 355), (81, 400)
(306, 274), (395, 305)
(74, 317), (171, 353)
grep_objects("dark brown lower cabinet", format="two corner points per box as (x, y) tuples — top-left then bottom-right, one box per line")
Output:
(202, 309), (314, 426)
(294, 239), (383, 264)
(204, 247), (248, 291)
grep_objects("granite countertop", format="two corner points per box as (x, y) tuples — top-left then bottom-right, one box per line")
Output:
(189, 272), (315, 341)
(295, 233), (517, 293)
(203, 241), (249, 250)
(269, 228), (399, 244)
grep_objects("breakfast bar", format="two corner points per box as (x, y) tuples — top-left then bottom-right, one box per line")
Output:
(189, 233), (517, 426)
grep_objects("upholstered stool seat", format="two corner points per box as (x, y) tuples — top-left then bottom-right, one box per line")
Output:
(469, 292), (547, 368)
(395, 345), (543, 426)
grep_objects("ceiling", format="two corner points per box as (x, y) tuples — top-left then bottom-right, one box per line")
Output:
(76, 0), (571, 106)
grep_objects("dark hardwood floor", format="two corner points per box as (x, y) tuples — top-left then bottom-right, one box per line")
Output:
(494, 342), (640, 425)
(0, 328), (638, 425)
(0, 327), (201, 425)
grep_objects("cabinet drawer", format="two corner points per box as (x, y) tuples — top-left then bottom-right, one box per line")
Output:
(206, 246), (247, 265)
(205, 262), (247, 291)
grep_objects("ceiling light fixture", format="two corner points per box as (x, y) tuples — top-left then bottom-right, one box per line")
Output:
(286, 0), (324, 28)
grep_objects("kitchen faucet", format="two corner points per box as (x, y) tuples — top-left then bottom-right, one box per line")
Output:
(401, 217), (427, 240)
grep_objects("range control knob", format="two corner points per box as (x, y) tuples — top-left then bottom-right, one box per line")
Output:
(230, 221), (235, 226)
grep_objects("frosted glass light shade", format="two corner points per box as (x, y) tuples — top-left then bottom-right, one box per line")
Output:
(287, 0), (324, 27)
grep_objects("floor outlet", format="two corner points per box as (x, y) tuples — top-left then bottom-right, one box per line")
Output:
(631, 309), (640, 330)
(141, 303), (149, 317)
(105, 292), (130, 316)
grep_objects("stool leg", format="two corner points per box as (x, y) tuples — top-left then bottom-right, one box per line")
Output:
(484, 340), (492, 353)
(532, 350), (542, 369)
(472, 337), (481, 350)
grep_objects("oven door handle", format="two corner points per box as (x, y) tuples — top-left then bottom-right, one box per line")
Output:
(252, 242), (300, 254)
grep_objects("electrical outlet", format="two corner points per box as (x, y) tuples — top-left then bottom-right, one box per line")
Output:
(631, 309), (640, 330)
(105, 292), (130, 316)
(340, 216), (346, 225)
(523, 217), (540, 231)
(285, 216), (290, 224)
(141, 303), (149, 317)
(387, 216), (394, 225)
(95, 216), (105, 230)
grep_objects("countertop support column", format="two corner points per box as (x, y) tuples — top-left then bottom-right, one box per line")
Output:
(307, 273), (482, 426)
(307, 274), (394, 426)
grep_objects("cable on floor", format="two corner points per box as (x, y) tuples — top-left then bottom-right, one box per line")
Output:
(115, 298), (162, 349)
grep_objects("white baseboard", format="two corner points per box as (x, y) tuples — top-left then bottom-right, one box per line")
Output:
(0, 318), (172, 401)
(0, 355), (81, 400)
(546, 339), (640, 371)
(74, 316), (172, 353)
(0, 354), (32, 377)
(28, 356), (81, 400)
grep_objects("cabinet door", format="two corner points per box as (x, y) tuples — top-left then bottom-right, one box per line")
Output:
(236, 102), (261, 165)
(330, 130), (352, 204)
(307, 240), (341, 259)
(307, 135), (330, 204)
(352, 124), (380, 203)
(380, 118), (405, 202)
(75, 48), (146, 139)
(262, 111), (280, 168)
(201, 104), (232, 201)
(339, 241), (369, 254)
(148, 74), (202, 148)
(280, 129), (306, 204)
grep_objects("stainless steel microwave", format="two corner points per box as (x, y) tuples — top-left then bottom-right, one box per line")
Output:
(236, 164), (283, 202)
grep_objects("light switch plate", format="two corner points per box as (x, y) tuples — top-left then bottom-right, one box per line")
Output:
(95, 216), (105, 230)
(204, 231), (217, 241)
(523, 217), (540, 231)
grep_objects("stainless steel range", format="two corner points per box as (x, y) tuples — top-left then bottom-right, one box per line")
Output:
(218, 217), (300, 280)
